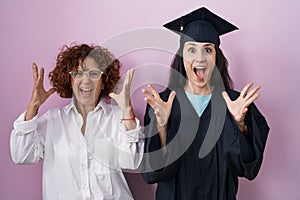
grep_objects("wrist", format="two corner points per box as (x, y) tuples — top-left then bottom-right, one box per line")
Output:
(27, 101), (40, 110)
(121, 115), (136, 121)
(237, 122), (248, 134)
(27, 104), (39, 114)
(156, 122), (167, 132)
(25, 106), (39, 121)
(122, 107), (134, 118)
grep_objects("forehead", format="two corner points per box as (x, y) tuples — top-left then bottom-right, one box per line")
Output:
(184, 41), (215, 47)
(80, 57), (99, 70)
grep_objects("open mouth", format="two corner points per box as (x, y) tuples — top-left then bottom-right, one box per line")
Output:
(80, 88), (92, 92)
(193, 66), (206, 79)
(79, 88), (93, 96)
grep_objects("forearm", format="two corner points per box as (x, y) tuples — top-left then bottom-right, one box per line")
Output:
(25, 104), (39, 121)
(157, 126), (167, 156)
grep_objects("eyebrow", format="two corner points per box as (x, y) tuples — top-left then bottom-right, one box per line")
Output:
(203, 43), (214, 47)
(185, 42), (214, 47)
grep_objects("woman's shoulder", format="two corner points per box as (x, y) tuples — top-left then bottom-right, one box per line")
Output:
(43, 102), (72, 119)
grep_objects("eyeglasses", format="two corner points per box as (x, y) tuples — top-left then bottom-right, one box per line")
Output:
(69, 69), (104, 80)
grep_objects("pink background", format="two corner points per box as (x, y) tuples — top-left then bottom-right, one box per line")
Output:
(1, 0), (299, 199)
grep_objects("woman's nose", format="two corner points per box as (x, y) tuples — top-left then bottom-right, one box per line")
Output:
(194, 51), (205, 62)
(81, 72), (92, 82)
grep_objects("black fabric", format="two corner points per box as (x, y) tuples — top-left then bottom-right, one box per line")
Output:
(163, 7), (238, 46)
(142, 88), (269, 200)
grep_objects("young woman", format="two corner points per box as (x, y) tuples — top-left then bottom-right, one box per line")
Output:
(142, 7), (269, 199)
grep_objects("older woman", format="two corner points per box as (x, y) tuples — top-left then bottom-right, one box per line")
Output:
(10, 44), (144, 200)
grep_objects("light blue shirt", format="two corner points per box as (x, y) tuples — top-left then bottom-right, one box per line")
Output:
(185, 91), (212, 117)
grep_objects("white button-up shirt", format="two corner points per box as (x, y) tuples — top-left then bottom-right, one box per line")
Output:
(10, 99), (144, 200)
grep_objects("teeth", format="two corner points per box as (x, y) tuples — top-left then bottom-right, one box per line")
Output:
(80, 88), (92, 92)
(193, 66), (206, 70)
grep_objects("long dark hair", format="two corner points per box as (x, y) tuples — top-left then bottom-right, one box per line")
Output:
(168, 45), (233, 90)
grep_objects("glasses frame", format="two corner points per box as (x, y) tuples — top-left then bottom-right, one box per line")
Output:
(69, 69), (104, 80)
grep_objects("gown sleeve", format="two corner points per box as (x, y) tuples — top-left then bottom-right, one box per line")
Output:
(225, 91), (270, 180)
(142, 90), (180, 184)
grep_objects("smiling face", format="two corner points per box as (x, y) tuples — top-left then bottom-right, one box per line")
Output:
(182, 41), (216, 95)
(71, 57), (103, 110)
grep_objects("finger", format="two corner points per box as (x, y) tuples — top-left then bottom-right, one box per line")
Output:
(39, 67), (45, 82)
(121, 69), (134, 96)
(142, 89), (157, 108)
(245, 93), (260, 108)
(222, 91), (231, 104)
(32, 63), (38, 80)
(128, 68), (134, 84)
(242, 107), (248, 115)
(167, 91), (176, 105)
(241, 82), (254, 97)
(142, 88), (154, 98)
(144, 96), (157, 109)
(245, 85), (260, 100)
(124, 68), (134, 86)
(148, 84), (160, 99)
(142, 88), (156, 103)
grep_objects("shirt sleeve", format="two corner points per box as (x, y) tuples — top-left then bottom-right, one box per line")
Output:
(113, 107), (144, 170)
(10, 111), (46, 164)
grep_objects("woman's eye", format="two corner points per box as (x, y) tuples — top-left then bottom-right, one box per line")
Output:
(90, 71), (99, 76)
(77, 70), (84, 75)
(205, 48), (212, 53)
(188, 47), (196, 53)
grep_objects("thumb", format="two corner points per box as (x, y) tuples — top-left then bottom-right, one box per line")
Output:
(167, 91), (176, 104)
(109, 92), (116, 100)
(47, 88), (56, 97)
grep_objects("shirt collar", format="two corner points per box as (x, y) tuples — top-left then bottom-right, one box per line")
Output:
(64, 98), (111, 116)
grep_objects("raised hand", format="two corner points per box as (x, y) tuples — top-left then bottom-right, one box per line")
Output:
(222, 82), (260, 133)
(109, 68), (135, 113)
(25, 63), (56, 120)
(109, 68), (136, 130)
(142, 84), (176, 131)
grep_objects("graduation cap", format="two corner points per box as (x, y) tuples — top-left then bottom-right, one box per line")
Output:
(163, 7), (238, 46)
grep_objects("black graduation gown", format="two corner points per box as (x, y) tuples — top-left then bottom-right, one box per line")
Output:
(142, 88), (269, 200)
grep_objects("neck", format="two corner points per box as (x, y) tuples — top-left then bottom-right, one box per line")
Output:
(184, 82), (213, 95)
(75, 100), (98, 135)
(75, 100), (98, 119)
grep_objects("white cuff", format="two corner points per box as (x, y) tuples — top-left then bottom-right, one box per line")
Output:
(13, 111), (38, 134)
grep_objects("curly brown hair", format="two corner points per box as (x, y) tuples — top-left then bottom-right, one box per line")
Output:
(49, 43), (121, 99)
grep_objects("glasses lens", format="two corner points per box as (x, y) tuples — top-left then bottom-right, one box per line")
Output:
(89, 70), (102, 79)
(70, 69), (102, 79)
(76, 70), (84, 78)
